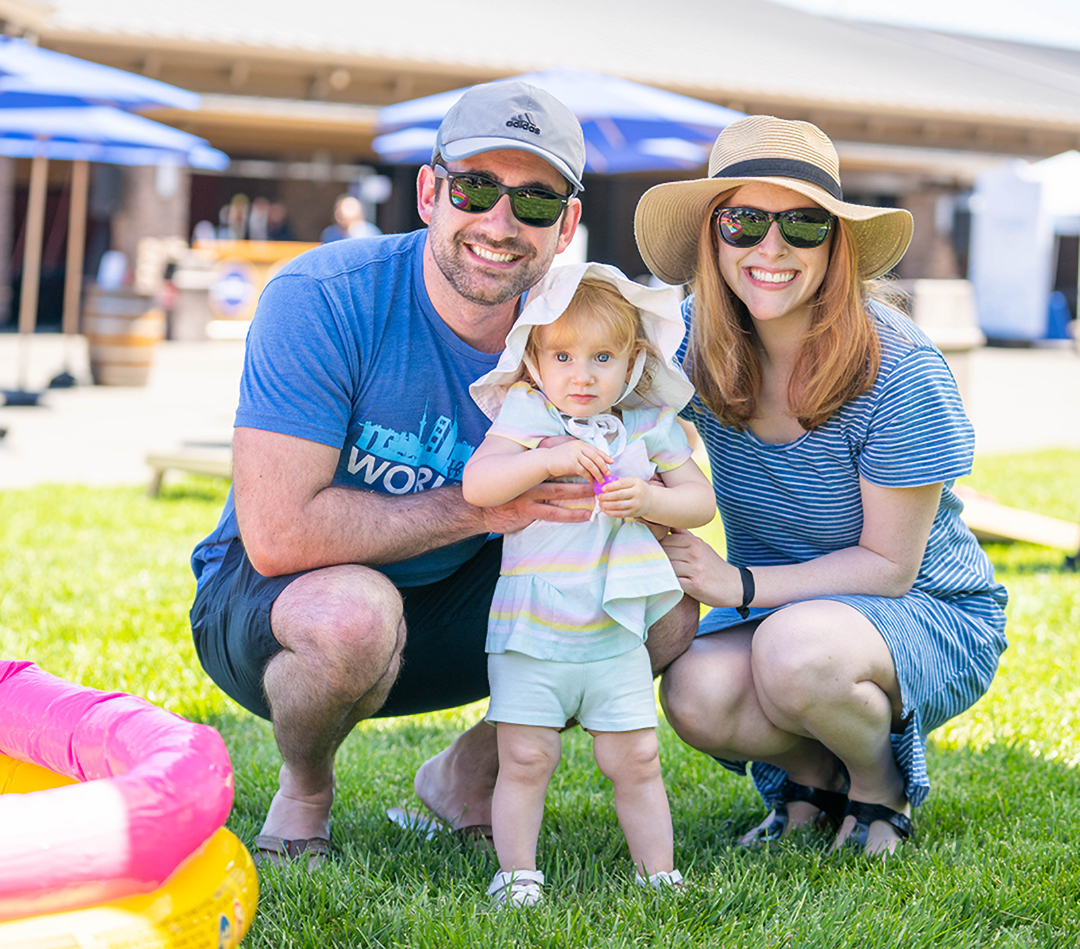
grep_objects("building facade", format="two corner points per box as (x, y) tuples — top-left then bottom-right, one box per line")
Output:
(2, 0), (1079, 329)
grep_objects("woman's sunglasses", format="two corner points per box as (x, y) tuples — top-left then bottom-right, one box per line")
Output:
(433, 164), (572, 229)
(714, 206), (835, 249)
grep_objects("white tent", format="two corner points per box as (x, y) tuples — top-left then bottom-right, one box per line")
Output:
(1031, 150), (1080, 230)
(968, 152), (1080, 342)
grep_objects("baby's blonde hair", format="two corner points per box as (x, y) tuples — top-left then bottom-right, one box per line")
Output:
(523, 278), (660, 397)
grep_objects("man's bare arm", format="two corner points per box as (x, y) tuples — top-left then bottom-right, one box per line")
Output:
(233, 427), (591, 576)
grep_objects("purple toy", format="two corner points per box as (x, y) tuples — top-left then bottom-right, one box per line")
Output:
(592, 474), (617, 496)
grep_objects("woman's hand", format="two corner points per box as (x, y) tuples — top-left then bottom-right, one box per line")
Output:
(660, 528), (742, 607)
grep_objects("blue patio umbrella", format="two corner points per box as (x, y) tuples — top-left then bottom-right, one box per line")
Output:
(374, 68), (743, 174)
(1, 107), (228, 403)
(0, 39), (212, 403)
(0, 36), (200, 111)
(0, 106), (227, 168)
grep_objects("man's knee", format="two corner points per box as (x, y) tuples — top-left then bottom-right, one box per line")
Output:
(272, 565), (405, 680)
(645, 595), (700, 675)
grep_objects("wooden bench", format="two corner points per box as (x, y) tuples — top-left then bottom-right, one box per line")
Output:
(145, 444), (232, 496)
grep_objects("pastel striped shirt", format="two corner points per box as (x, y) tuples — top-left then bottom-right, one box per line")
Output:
(485, 382), (693, 662)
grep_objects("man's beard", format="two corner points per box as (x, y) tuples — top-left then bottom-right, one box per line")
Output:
(429, 224), (553, 307)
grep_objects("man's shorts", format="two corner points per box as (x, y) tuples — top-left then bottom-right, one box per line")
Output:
(190, 536), (502, 721)
(485, 645), (658, 732)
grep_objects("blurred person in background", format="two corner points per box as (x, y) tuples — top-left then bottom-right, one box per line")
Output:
(320, 193), (381, 242)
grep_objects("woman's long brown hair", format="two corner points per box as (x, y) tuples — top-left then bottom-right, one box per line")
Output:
(685, 207), (881, 430)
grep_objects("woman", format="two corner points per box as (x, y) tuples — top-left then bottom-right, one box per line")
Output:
(633, 115), (1008, 855)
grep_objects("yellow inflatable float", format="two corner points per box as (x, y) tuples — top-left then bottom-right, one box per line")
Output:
(0, 662), (258, 948)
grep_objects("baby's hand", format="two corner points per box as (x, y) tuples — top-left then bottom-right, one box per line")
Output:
(543, 439), (611, 483)
(597, 477), (651, 519)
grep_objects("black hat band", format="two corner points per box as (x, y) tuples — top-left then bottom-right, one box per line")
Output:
(713, 158), (843, 200)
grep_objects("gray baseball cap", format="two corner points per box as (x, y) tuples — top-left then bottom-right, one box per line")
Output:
(433, 79), (586, 193)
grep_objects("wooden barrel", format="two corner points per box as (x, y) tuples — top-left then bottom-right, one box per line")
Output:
(83, 289), (166, 386)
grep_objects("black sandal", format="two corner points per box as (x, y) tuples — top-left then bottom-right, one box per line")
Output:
(840, 800), (914, 853)
(742, 777), (849, 845)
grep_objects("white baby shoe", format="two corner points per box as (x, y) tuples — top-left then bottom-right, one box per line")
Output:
(634, 869), (685, 890)
(487, 868), (545, 907)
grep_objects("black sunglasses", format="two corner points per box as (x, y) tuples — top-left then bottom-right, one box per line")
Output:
(433, 164), (572, 228)
(714, 206), (835, 249)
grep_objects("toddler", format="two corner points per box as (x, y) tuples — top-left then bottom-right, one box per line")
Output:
(463, 263), (715, 906)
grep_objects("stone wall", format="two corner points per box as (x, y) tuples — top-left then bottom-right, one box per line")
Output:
(896, 187), (963, 280)
(110, 164), (192, 282)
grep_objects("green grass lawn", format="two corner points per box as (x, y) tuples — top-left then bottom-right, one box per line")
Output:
(1, 450), (1078, 948)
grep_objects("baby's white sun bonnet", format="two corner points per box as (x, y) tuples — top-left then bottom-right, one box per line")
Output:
(469, 261), (694, 421)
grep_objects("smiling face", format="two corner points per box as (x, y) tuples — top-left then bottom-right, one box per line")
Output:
(716, 182), (832, 328)
(420, 149), (580, 309)
(531, 314), (635, 419)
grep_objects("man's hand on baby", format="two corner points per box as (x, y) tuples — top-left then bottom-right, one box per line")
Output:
(481, 481), (592, 533)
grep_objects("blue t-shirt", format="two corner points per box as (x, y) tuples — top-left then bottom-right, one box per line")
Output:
(191, 229), (501, 589)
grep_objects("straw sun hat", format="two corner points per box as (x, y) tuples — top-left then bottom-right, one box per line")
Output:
(634, 115), (914, 286)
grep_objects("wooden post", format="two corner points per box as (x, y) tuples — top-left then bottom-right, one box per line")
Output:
(61, 159), (89, 337)
(15, 152), (48, 390)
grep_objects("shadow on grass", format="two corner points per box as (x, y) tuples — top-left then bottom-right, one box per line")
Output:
(172, 703), (1080, 949)
(232, 734), (1075, 949)
(181, 703), (1080, 852)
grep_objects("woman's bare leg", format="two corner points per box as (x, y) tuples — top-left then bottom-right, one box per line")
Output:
(661, 605), (910, 853)
(750, 601), (910, 854)
(660, 624), (838, 842)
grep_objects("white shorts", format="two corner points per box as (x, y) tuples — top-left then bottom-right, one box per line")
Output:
(485, 645), (657, 732)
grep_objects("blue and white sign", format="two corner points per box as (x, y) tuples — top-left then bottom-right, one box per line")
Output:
(208, 260), (257, 320)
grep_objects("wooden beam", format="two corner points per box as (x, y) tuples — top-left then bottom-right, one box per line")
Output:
(17, 153), (46, 337)
(956, 486), (1080, 554)
(61, 158), (89, 338)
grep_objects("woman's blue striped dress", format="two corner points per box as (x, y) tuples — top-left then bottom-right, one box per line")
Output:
(680, 299), (1009, 808)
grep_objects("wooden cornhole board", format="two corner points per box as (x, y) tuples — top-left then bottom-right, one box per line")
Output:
(955, 485), (1080, 565)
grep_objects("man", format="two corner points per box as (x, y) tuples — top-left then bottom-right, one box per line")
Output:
(320, 193), (381, 243)
(189, 79), (697, 866)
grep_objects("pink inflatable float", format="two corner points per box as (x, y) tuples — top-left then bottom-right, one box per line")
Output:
(0, 660), (257, 946)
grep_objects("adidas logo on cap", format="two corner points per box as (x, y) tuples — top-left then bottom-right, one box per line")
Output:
(505, 113), (541, 135)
